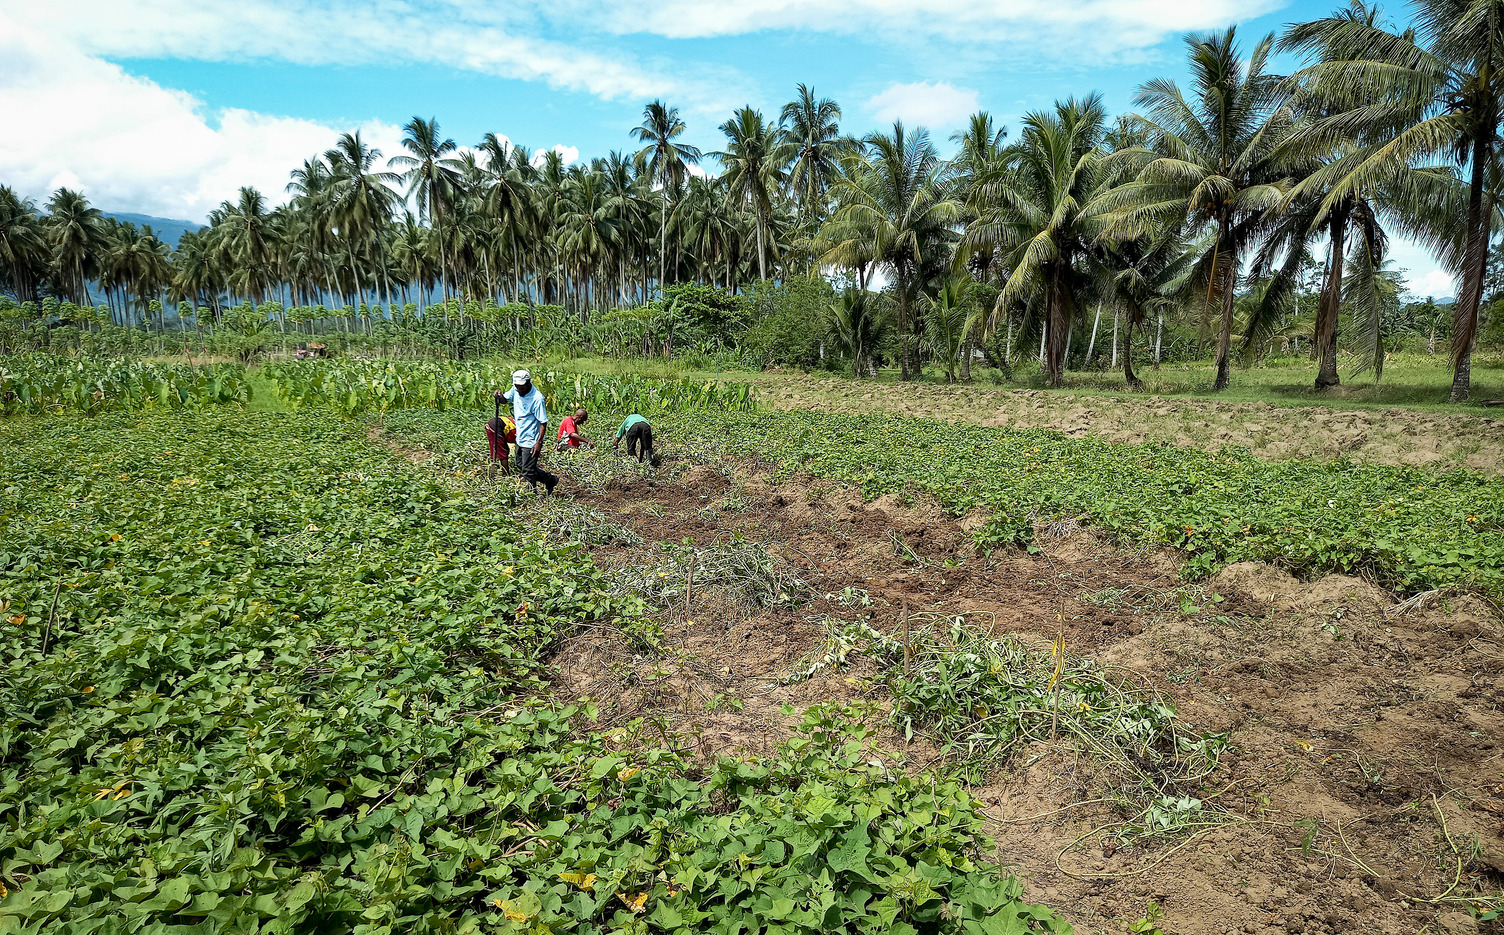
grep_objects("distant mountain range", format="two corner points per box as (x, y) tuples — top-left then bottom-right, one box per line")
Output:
(105, 212), (203, 247)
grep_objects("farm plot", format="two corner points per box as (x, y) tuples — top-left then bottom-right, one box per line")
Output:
(381, 409), (1504, 935)
(0, 409), (1068, 935)
(745, 373), (1504, 475)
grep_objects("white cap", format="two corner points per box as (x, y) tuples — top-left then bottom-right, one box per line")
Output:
(512, 369), (530, 386)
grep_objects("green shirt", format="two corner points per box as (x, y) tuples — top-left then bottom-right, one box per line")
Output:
(616, 414), (649, 439)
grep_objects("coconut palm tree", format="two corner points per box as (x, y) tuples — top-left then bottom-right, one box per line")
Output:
(169, 228), (224, 322)
(781, 84), (849, 224)
(285, 155), (340, 307)
(45, 188), (106, 307)
(949, 112), (1011, 289)
(949, 112), (1009, 194)
(715, 106), (791, 281)
(392, 212), (435, 312)
(962, 96), (1115, 387)
(822, 121), (961, 378)
(1107, 28), (1294, 391)
(391, 117), (462, 302)
(101, 221), (172, 326)
(557, 166), (619, 318)
(600, 150), (651, 302)
(923, 272), (981, 383)
(213, 187), (277, 305)
(0, 186), (46, 305)
(633, 101), (702, 295)
(827, 288), (887, 376)
(1345, 249), (1407, 379)
(325, 131), (401, 312)
(478, 132), (537, 302)
(1099, 231), (1198, 388)
(674, 175), (744, 290)
(1276, 0), (1504, 400)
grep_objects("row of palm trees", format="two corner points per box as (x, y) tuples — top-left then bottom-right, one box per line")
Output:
(0, 0), (1498, 399)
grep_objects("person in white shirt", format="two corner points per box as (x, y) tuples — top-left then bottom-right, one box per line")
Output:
(495, 369), (557, 495)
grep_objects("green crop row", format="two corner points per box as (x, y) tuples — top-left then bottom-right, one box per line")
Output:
(0, 356), (252, 416)
(260, 359), (755, 418)
(0, 410), (1066, 935)
(664, 409), (1504, 599)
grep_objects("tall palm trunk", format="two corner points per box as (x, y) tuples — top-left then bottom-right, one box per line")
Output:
(1314, 208), (1347, 389)
(1451, 134), (1492, 402)
(1044, 265), (1070, 387)
(756, 220), (766, 281)
(960, 321), (973, 382)
(1154, 311), (1164, 367)
(1123, 315), (1142, 389)
(1212, 227), (1237, 392)
(1084, 301), (1102, 366)
(896, 271), (913, 379)
(1110, 306), (1120, 370)
(659, 201), (668, 297)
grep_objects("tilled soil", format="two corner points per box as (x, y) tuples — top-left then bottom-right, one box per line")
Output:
(747, 374), (1504, 475)
(548, 457), (1504, 935)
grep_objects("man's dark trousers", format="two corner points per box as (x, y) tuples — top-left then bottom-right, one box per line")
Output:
(516, 447), (558, 492)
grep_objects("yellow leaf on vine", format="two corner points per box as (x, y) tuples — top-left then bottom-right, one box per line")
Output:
(617, 767), (639, 782)
(500, 897), (537, 923)
(558, 872), (597, 891)
(618, 892), (648, 913)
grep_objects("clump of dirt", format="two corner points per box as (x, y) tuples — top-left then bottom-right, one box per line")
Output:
(541, 453), (1504, 935)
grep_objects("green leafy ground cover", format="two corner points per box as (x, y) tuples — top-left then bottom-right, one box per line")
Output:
(261, 360), (754, 418)
(0, 410), (1068, 935)
(662, 410), (1502, 598)
(0, 356), (252, 415)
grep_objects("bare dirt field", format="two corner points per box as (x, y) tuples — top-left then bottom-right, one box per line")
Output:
(541, 453), (1504, 935)
(745, 375), (1504, 475)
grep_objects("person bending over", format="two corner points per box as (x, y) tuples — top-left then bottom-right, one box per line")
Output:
(613, 413), (657, 465)
(555, 407), (595, 452)
(495, 369), (558, 495)
(485, 410), (517, 473)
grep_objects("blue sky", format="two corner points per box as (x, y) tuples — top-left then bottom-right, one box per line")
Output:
(0, 0), (1455, 296)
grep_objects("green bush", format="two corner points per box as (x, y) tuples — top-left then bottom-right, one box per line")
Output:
(662, 283), (748, 350)
(742, 277), (836, 370)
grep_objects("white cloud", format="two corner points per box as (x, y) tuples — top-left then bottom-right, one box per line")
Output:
(1386, 238), (1457, 300)
(530, 144), (581, 168)
(3, 0), (717, 105)
(0, 12), (407, 220)
(585, 0), (1284, 58)
(1407, 269), (1456, 301)
(866, 82), (980, 130)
